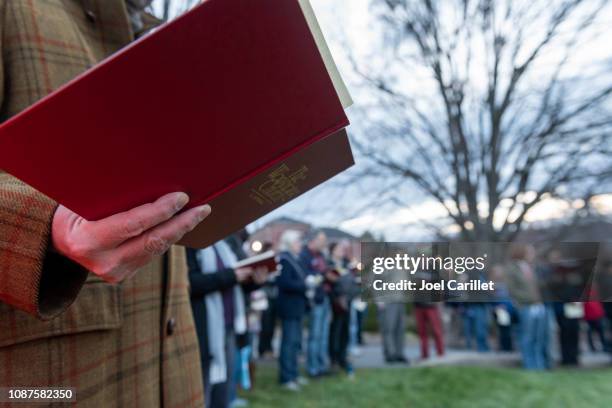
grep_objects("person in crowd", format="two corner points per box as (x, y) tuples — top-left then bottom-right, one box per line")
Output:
(350, 298), (368, 352)
(605, 300), (612, 348)
(534, 253), (556, 370)
(243, 288), (268, 395)
(328, 241), (360, 376)
(583, 289), (609, 352)
(491, 265), (517, 352)
(258, 242), (278, 358)
(458, 267), (492, 353)
(300, 230), (332, 377)
(378, 302), (409, 363)
(349, 260), (367, 356)
(277, 230), (314, 391)
(187, 238), (266, 408)
(505, 244), (549, 370)
(461, 303), (490, 352)
(0, 2), (211, 405)
(444, 302), (466, 348)
(597, 258), (612, 345)
(414, 300), (445, 360)
(546, 249), (582, 366)
(226, 231), (265, 408)
(553, 299), (582, 365)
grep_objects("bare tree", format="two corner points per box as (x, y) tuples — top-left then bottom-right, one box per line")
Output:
(349, 0), (612, 241)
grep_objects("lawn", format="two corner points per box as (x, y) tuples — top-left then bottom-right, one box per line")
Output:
(241, 365), (612, 408)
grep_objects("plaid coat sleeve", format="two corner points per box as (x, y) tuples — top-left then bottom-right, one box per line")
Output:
(0, 12), (88, 320)
(0, 3), (205, 406)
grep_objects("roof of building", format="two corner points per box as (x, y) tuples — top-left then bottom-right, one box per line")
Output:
(250, 217), (357, 241)
(319, 226), (357, 240)
(264, 216), (311, 227)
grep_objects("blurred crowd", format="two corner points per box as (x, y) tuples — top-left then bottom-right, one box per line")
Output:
(187, 235), (612, 408)
(372, 243), (612, 371)
(186, 229), (364, 407)
(444, 243), (612, 370)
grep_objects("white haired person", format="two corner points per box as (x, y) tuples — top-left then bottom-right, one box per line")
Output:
(277, 230), (321, 391)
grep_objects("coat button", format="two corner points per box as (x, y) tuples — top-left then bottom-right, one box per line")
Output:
(84, 9), (97, 23)
(166, 318), (177, 336)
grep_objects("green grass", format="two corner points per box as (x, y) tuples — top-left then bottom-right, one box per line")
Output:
(240, 365), (612, 408)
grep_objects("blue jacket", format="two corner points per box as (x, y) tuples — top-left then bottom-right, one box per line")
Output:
(277, 251), (308, 319)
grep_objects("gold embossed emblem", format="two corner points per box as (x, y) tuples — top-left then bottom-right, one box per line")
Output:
(250, 164), (309, 205)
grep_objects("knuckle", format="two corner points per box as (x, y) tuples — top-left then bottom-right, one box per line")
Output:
(186, 216), (201, 231)
(179, 220), (196, 235)
(144, 235), (171, 256)
(168, 221), (193, 242)
(123, 217), (147, 238)
(153, 199), (175, 219)
(146, 202), (176, 224)
(164, 204), (178, 219)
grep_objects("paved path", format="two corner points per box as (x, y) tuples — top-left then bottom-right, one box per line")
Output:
(260, 332), (611, 370)
(349, 333), (612, 369)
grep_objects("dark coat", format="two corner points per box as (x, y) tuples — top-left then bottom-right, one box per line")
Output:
(329, 258), (359, 313)
(277, 252), (308, 319)
(186, 248), (237, 365)
(299, 246), (327, 304)
(187, 243), (262, 363)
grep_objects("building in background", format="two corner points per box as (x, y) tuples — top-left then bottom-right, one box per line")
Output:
(248, 217), (360, 260)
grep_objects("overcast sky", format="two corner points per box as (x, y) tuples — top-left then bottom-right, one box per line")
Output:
(253, 0), (612, 238)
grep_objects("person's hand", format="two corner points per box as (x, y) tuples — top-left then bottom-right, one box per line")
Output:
(252, 267), (268, 285)
(305, 274), (322, 288)
(305, 275), (316, 288)
(235, 267), (254, 283)
(51, 192), (211, 284)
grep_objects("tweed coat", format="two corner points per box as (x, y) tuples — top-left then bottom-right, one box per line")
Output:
(0, 1), (204, 407)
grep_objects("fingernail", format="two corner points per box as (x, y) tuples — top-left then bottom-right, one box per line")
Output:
(174, 193), (189, 212)
(197, 204), (212, 222)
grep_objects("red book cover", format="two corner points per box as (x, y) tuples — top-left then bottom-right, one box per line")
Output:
(180, 129), (353, 248)
(0, 0), (351, 246)
(234, 251), (279, 274)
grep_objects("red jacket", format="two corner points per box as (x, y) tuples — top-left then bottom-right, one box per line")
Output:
(584, 301), (605, 321)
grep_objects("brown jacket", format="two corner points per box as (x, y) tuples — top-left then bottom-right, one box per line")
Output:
(0, 1), (204, 406)
(505, 261), (542, 306)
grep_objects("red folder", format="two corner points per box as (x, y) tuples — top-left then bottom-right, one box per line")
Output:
(0, 0), (352, 248)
